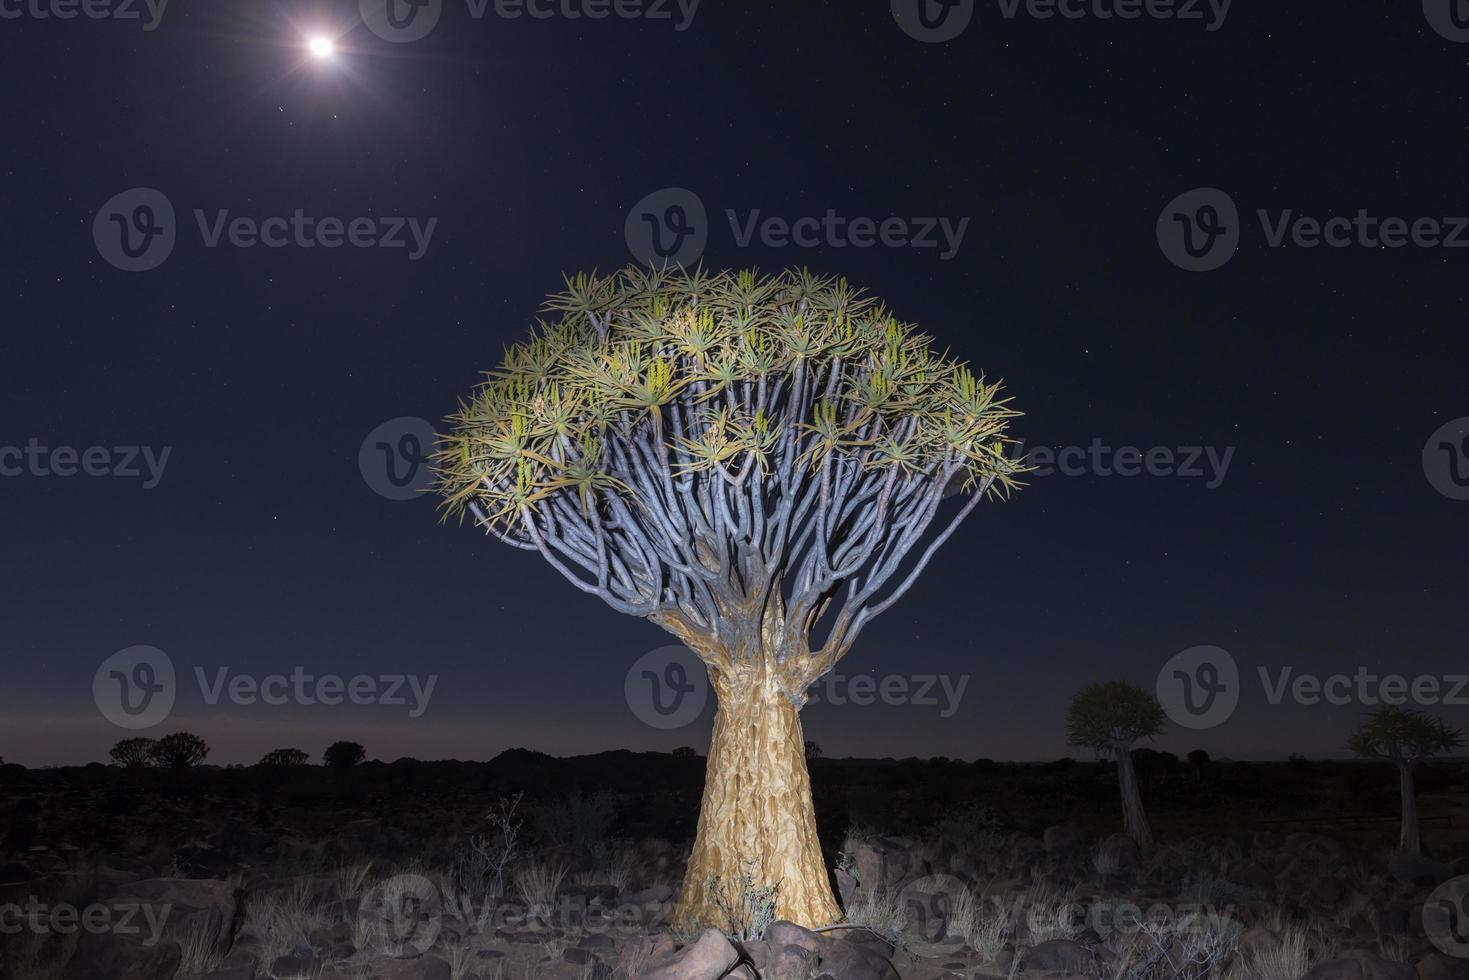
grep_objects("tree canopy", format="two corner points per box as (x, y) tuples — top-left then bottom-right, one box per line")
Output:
(1346, 706), (1462, 765)
(435, 267), (1022, 680)
(1066, 681), (1166, 752)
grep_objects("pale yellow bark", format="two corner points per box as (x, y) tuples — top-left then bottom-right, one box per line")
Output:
(673, 676), (842, 931)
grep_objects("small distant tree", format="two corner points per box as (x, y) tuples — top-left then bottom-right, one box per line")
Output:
(804, 740), (823, 761)
(1347, 706), (1462, 854)
(109, 737), (156, 768)
(259, 747), (309, 767)
(323, 740), (366, 769)
(147, 732), (209, 770)
(1186, 748), (1211, 784)
(1066, 681), (1166, 849)
(671, 746), (698, 759)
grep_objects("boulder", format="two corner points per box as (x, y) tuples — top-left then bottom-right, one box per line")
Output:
(1043, 825), (1089, 854)
(764, 921), (823, 957)
(1095, 833), (1141, 871)
(1305, 957), (1416, 980)
(616, 932), (675, 974)
(1024, 939), (1095, 974)
(767, 942), (820, 980)
(63, 933), (181, 980)
(106, 876), (237, 953)
(850, 838), (915, 894)
(643, 928), (740, 980)
(367, 955), (453, 980)
(816, 936), (901, 980)
(1417, 951), (1469, 980)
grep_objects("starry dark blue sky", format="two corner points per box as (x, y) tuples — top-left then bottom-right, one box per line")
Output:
(2, 0), (1466, 767)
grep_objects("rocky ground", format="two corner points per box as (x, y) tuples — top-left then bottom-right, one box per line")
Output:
(6, 822), (1469, 979)
(3, 757), (1468, 979)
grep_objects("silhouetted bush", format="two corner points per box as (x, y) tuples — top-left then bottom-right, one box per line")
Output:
(259, 747), (309, 767)
(109, 737), (156, 768)
(147, 732), (209, 770)
(323, 741), (366, 769)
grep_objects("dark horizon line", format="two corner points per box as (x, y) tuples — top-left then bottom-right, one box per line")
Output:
(11, 746), (1467, 771)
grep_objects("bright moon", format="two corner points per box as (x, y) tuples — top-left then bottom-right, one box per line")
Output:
(308, 37), (334, 58)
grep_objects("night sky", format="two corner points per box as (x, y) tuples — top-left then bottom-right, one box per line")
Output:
(3, 0), (1467, 768)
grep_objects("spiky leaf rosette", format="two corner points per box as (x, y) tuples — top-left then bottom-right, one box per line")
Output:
(1346, 706), (1463, 765)
(435, 267), (1022, 687)
(1066, 681), (1166, 752)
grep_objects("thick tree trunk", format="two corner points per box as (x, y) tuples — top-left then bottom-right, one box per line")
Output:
(1398, 762), (1421, 853)
(1117, 746), (1153, 849)
(673, 677), (841, 931)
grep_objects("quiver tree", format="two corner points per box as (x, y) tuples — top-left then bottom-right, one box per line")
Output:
(109, 737), (156, 768)
(324, 740), (366, 769)
(147, 731), (209, 770)
(1066, 681), (1165, 849)
(435, 267), (1022, 930)
(1347, 706), (1462, 853)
